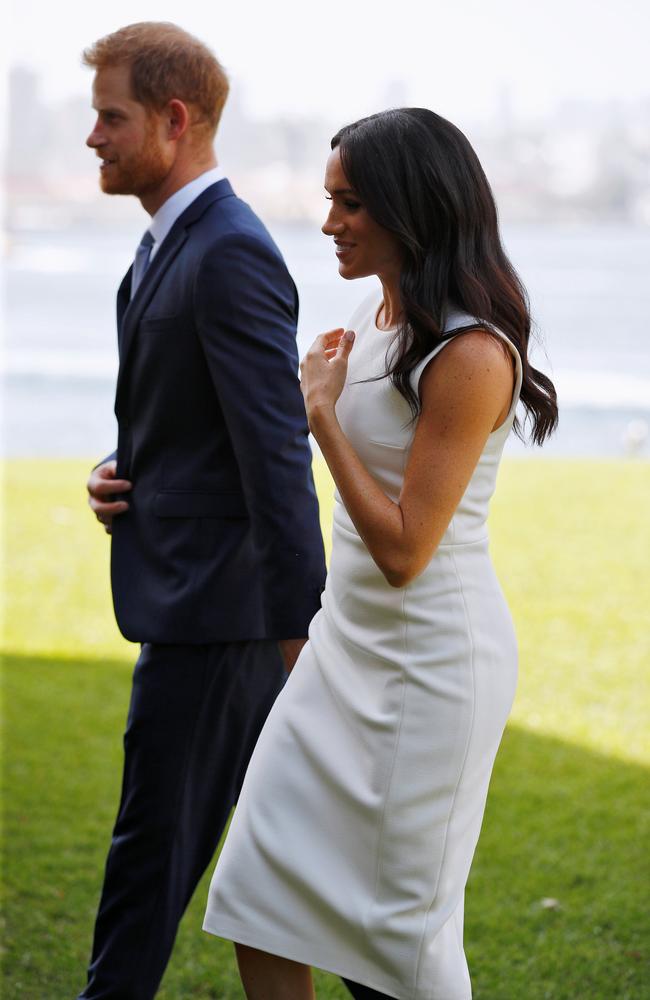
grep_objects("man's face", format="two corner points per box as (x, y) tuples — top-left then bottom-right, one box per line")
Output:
(86, 63), (171, 197)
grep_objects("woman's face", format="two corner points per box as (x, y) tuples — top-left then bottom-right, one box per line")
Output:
(322, 147), (403, 283)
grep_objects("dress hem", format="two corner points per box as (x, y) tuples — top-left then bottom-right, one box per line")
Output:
(202, 914), (471, 1000)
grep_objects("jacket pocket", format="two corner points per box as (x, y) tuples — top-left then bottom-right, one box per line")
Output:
(140, 315), (182, 332)
(153, 491), (248, 518)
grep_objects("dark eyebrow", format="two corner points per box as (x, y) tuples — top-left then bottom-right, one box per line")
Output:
(324, 187), (358, 196)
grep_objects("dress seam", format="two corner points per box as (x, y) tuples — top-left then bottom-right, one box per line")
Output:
(414, 549), (477, 996)
(371, 584), (410, 946)
(436, 536), (488, 550)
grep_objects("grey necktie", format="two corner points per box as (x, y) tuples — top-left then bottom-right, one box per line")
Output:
(131, 230), (155, 298)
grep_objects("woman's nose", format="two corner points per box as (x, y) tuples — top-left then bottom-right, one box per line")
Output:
(322, 213), (344, 236)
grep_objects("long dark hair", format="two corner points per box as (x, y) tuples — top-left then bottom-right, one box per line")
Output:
(331, 108), (558, 445)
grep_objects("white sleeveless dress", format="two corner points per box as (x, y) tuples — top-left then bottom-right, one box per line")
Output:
(204, 289), (522, 1000)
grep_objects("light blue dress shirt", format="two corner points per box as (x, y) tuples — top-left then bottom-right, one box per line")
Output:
(148, 165), (226, 262)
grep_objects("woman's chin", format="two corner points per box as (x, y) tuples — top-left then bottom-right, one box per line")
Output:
(337, 261), (359, 280)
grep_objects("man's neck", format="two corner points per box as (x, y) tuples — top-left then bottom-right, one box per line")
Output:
(140, 152), (218, 216)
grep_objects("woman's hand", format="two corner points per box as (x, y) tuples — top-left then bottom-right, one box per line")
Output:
(300, 328), (355, 432)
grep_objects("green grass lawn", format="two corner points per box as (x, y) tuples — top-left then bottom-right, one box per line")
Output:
(2, 458), (649, 999)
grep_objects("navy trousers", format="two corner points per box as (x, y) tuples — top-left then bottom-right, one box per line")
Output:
(342, 978), (393, 999)
(78, 639), (285, 1000)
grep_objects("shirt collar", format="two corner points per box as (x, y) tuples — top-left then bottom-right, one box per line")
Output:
(148, 165), (226, 252)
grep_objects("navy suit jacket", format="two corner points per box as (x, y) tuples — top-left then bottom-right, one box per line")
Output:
(108, 179), (326, 643)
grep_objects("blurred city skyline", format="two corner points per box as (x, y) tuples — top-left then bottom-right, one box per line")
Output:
(7, 0), (650, 227)
(6, 63), (650, 228)
(8, 0), (650, 120)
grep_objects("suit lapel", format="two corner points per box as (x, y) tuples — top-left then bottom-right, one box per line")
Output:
(114, 179), (235, 415)
(116, 269), (132, 349)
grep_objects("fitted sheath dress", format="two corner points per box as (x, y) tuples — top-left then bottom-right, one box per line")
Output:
(203, 289), (522, 1000)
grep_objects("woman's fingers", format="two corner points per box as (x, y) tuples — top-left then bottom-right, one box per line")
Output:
(324, 329), (354, 361)
(320, 329), (355, 372)
(301, 329), (346, 368)
(333, 330), (355, 361)
(301, 328), (352, 377)
(300, 327), (354, 414)
(320, 331), (345, 356)
(322, 327), (345, 346)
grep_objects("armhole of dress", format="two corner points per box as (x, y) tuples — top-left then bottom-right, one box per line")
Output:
(410, 343), (452, 402)
(409, 326), (473, 401)
(486, 327), (523, 423)
(410, 324), (523, 420)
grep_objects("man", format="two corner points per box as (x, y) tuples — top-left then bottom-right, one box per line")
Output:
(79, 22), (326, 1000)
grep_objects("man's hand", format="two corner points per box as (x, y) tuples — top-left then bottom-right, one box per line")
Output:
(278, 638), (308, 674)
(87, 460), (132, 534)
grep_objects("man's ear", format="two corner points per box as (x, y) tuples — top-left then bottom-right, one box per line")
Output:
(166, 99), (190, 141)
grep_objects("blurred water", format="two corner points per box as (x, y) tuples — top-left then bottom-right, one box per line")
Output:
(4, 221), (650, 458)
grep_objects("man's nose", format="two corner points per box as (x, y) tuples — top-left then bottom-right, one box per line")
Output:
(86, 121), (104, 149)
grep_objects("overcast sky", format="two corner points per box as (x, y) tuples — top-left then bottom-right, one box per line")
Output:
(8, 0), (650, 128)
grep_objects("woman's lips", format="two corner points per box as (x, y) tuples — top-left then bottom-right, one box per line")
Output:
(335, 242), (355, 259)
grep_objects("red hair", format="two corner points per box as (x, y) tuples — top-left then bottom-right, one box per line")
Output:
(83, 22), (229, 140)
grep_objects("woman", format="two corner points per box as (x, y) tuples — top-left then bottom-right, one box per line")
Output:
(203, 108), (558, 1000)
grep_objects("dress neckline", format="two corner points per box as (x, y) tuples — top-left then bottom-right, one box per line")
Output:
(374, 301), (398, 334)
(372, 296), (477, 335)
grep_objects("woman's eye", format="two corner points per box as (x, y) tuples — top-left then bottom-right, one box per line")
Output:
(324, 195), (361, 210)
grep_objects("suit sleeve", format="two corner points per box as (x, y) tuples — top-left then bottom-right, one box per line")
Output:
(93, 449), (117, 470)
(194, 233), (326, 638)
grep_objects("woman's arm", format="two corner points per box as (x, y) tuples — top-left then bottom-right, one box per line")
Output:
(302, 328), (514, 587)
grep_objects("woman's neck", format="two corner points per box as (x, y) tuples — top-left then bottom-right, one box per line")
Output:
(377, 277), (402, 330)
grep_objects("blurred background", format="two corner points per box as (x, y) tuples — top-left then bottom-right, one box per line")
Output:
(4, 0), (650, 460)
(3, 3), (650, 998)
